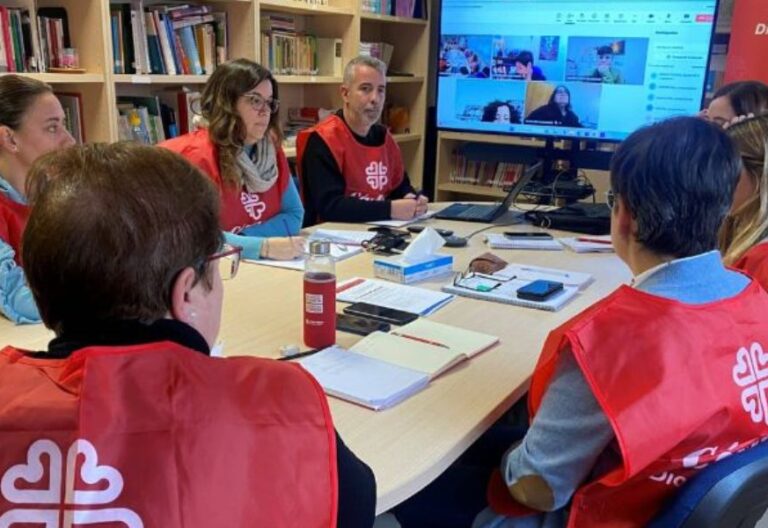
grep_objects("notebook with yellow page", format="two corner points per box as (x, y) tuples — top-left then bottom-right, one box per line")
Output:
(351, 320), (500, 379)
(298, 321), (500, 410)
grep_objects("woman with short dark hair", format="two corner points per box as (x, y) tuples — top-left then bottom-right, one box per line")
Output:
(7, 142), (376, 527)
(161, 58), (305, 261)
(0, 74), (75, 324)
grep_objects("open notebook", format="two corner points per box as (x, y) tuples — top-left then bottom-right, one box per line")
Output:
(299, 320), (499, 410)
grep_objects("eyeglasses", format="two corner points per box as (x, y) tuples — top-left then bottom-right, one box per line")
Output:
(207, 243), (242, 280)
(242, 93), (280, 114)
(605, 190), (617, 210)
(452, 269), (515, 292)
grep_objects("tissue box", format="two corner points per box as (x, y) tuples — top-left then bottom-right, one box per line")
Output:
(373, 253), (454, 284)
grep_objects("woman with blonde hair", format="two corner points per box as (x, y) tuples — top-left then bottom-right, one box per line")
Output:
(161, 58), (304, 260)
(720, 113), (768, 287)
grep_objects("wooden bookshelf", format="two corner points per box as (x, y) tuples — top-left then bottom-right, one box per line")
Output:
(2, 0), (430, 182)
(435, 131), (547, 202)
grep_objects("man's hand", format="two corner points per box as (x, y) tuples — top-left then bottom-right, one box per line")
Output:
(404, 193), (429, 216)
(391, 198), (420, 220)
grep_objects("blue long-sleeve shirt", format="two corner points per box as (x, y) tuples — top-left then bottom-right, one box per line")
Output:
(0, 175), (40, 324)
(475, 251), (750, 528)
(223, 177), (304, 260)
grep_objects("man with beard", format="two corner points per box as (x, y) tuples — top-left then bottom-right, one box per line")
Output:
(297, 56), (428, 224)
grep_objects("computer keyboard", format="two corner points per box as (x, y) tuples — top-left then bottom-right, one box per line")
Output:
(457, 205), (491, 219)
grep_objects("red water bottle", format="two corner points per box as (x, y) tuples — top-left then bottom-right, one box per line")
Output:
(304, 240), (336, 348)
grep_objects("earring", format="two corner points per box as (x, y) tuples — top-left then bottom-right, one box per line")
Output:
(189, 311), (197, 319)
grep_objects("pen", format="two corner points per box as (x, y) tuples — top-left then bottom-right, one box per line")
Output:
(278, 348), (322, 361)
(519, 266), (571, 278)
(576, 237), (612, 245)
(391, 332), (450, 349)
(282, 218), (294, 245)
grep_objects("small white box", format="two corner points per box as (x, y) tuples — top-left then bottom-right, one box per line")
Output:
(373, 253), (454, 284)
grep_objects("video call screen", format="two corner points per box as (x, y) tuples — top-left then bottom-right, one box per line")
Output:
(436, 0), (720, 141)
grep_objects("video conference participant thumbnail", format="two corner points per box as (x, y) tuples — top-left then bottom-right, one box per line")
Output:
(565, 37), (650, 85)
(439, 35), (491, 79)
(491, 35), (564, 81)
(451, 79), (526, 126)
(524, 82), (601, 129)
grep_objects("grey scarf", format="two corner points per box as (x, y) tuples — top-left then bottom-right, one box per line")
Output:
(237, 137), (278, 193)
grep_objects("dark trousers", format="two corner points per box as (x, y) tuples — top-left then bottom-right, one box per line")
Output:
(393, 422), (527, 528)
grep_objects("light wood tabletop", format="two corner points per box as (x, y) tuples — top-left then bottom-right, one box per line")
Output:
(0, 215), (632, 514)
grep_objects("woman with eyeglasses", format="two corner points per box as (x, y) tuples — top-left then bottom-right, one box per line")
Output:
(5, 142), (375, 527)
(0, 74), (75, 324)
(161, 58), (305, 261)
(719, 113), (768, 289)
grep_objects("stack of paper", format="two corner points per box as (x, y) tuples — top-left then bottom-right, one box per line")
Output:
(337, 277), (454, 315)
(299, 321), (499, 409)
(300, 346), (429, 410)
(246, 241), (363, 271)
(558, 236), (614, 253)
(367, 210), (437, 228)
(486, 233), (563, 251)
(310, 229), (376, 246)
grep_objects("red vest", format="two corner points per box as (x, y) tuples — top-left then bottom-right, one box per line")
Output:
(489, 283), (768, 527)
(735, 242), (768, 291)
(0, 192), (28, 265)
(296, 115), (404, 202)
(160, 129), (291, 233)
(0, 342), (338, 527)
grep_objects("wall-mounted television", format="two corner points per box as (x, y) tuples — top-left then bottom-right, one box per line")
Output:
(436, 0), (720, 142)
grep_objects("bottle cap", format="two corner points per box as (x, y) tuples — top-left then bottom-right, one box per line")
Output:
(308, 239), (331, 256)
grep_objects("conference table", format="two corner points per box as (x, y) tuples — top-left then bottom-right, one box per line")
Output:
(0, 211), (632, 515)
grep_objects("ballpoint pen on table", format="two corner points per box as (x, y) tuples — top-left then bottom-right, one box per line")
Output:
(519, 266), (571, 278)
(576, 237), (613, 245)
(390, 332), (450, 349)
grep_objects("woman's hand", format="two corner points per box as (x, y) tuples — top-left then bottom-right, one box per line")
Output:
(261, 236), (306, 260)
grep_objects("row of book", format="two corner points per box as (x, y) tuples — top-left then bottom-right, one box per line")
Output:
(260, 16), (341, 76)
(0, 6), (72, 73)
(449, 152), (527, 189)
(361, 0), (427, 19)
(110, 2), (227, 76)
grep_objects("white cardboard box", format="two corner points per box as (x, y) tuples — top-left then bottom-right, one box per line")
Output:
(373, 253), (454, 284)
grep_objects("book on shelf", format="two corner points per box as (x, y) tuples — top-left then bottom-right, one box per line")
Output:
(359, 41), (394, 68)
(299, 320), (499, 409)
(55, 92), (84, 144)
(316, 37), (342, 76)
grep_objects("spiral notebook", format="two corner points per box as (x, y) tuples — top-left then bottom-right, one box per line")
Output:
(441, 264), (590, 311)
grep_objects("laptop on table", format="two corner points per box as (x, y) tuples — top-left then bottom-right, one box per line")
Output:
(435, 161), (543, 223)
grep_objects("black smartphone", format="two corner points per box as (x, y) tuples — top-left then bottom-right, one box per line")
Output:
(336, 313), (391, 336)
(516, 280), (564, 301)
(342, 302), (419, 325)
(407, 225), (454, 237)
(504, 232), (553, 239)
